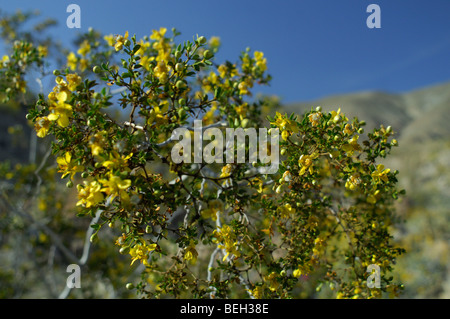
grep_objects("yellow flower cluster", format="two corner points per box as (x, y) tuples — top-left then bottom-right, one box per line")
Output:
(253, 51), (267, 72)
(212, 224), (241, 261)
(56, 152), (84, 180)
(34, 73), (81, 137)
(76, 180), (104, 208)
(278, 203), (295, 218)
(129, 241), (157, 266)
(308, 111), (323, 127)
(371, 164), (390, 184)
(201, 199), (224, 221)
(345, 173), (361, 190)
(183, 240), (198, 264)
(99, 172), (132, 202)
(298, 152), (319, 176)
(272, 112), (298, 141)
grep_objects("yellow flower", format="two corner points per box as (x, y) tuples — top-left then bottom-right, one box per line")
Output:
(66, 73), (82, 91)
(234, 102), (248, 120)
(254, 51), (267, 72)
(34, 116), (51, 138)
(103, 34), (115, 47)
(212, 224), (241, 261)
(345, 173), (361, 190)
(102, 151), (133, 170)
(278, 203), (295, 218)
(1, 55), (10, 65)
(342, 135), (361, 156)
(218, 64), (238, 78)
(330, 108), (344, 123)
(129, 242), (157, 266)
(249, 286), (262, 299)
(114, 31), (129, 51)
(238, 78), (253, 95)
(76, 180), (104, 208)
(89, 131), (107, 156)
(308, 112), (322, 127)
(100, 172), (132, 201)
(298, 152), (319, 176)
(48, 98), (73, 128)
(218, 163), (233, 179)
(77, 40), (91, 56)
(56, 152), (84, 180)
(201, 199), (224, 221)
(67, 52), (77, 71)
(312, 237), (326, 256)
(184, 240), (198, 264)
(293, 268), (302, 278)
(209, 36), (221, 50)
(219, 164), (233, 186)
(147, 101), (169, 125)
(79, 58), (88, 72)
(371, 164), (390, 184)
(266, 272), (279, 292)
(367, 189), (381, 204)
(153, 60), (169, 83)
(343, 123), (353, 135)
(135, 39), (150, 57)
(273, 112), (298, 141)
(37, 45), (48, 57)
(150, 27), (167, 41)
(202, 71), (219, 93)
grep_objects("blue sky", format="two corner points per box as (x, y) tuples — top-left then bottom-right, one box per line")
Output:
(1, 0), (450, 103)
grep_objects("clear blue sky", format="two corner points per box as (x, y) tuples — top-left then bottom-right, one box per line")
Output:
(1, 0), (450, 103)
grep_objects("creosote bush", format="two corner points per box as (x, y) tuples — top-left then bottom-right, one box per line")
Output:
(1, 11), (405, 298)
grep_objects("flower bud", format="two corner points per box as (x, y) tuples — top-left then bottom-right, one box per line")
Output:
(81, 171), (89, 178)
(124, 39), (131, 47)
(53, 69), (61, 76)
(175, 63), (184, 72)
(203, 50), (213, 59)
(93, 66), (101, 73)
(178, 108), (186, 118)
(197, 36), (207, 44)
(176, 80), (186, 89)
(174, 50), (182, 59)
(391, 139), (398, 146)
(66, 180), (74, 188)
(178, 98), (186, 106)
(126, 283), (134, 290)
(316, 106), (322, 112)
(240, 118), (249, 128)
(25, 113), (33, 120)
